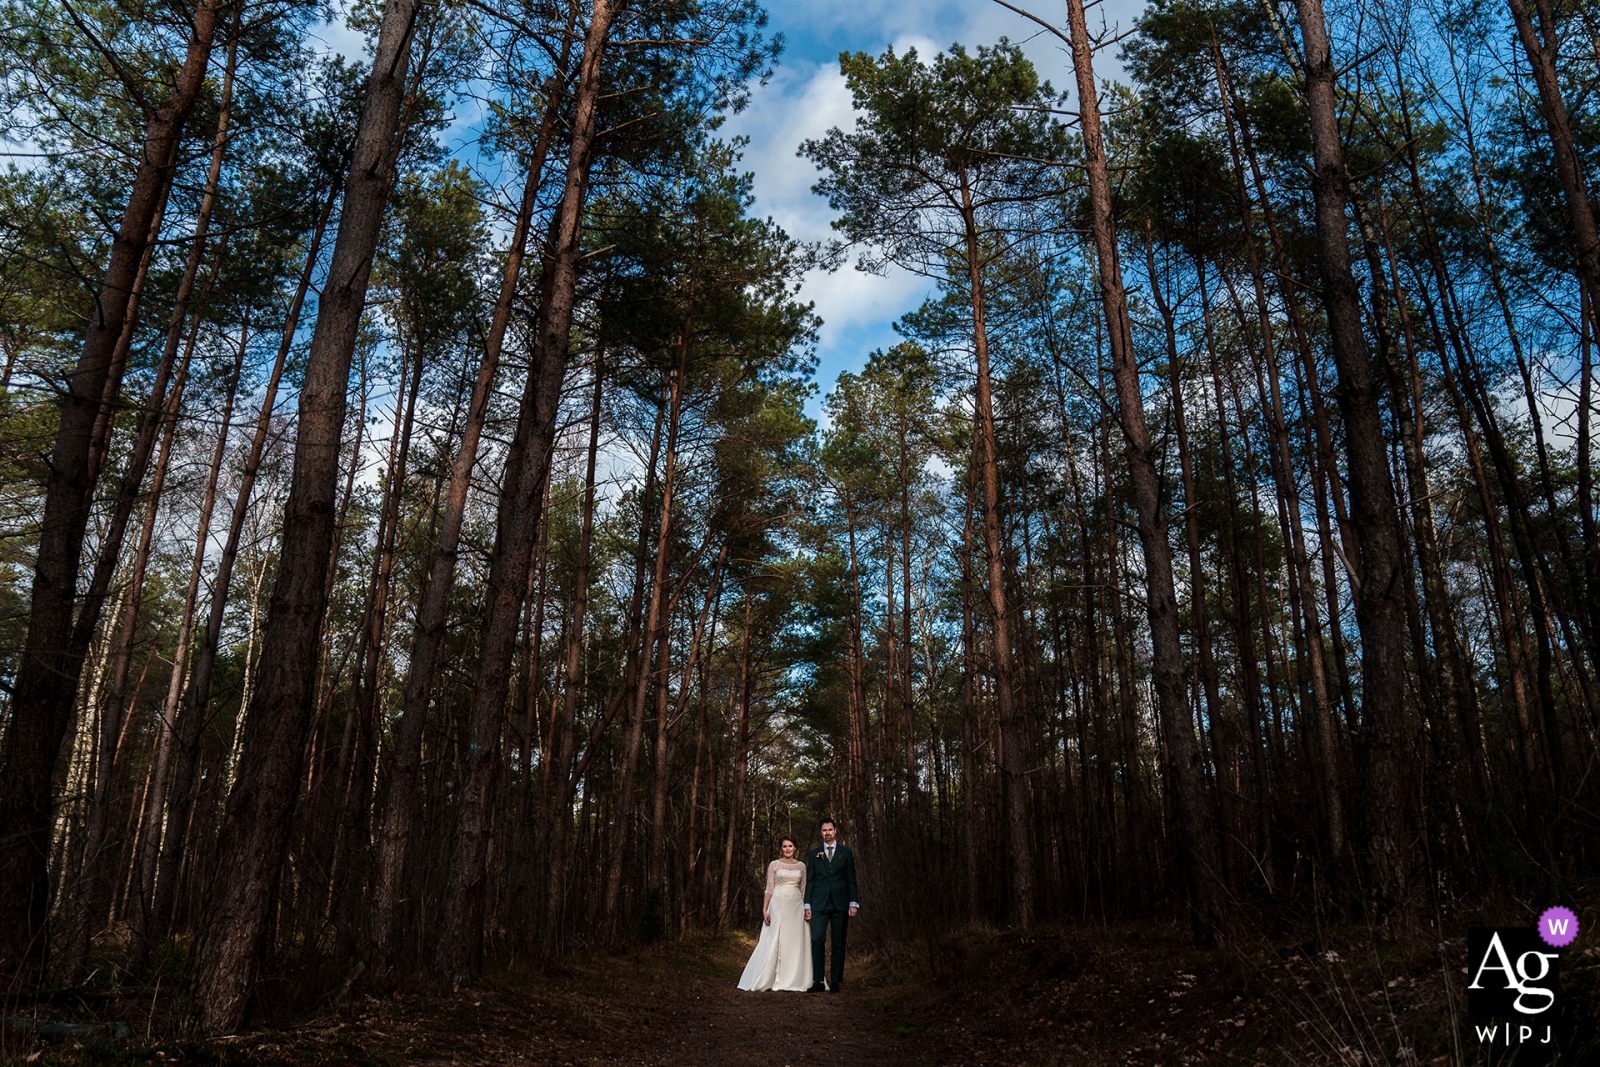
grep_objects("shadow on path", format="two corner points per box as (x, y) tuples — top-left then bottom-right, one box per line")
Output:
(233, 933), (960, 1067)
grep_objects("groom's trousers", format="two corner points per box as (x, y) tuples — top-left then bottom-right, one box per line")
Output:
(810, 908), (848, 988)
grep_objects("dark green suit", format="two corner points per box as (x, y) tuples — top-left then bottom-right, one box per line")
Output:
(804, 842), (858, 988)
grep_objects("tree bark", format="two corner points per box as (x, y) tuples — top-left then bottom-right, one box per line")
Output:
(362, 61), (569, 975)
(1144, 239), (1232, 891)
(185, 0), (422, 1031)
(717, 595), (755, 926)
(842, 498), (876, 842)
(331, 305), (424, 959)
(1196, 266), (1274, 890)
(1582, 288), (1598, 702)
(1292, 0), (1419, 921)
(538, 358), (605, 954)
(1065, 0), (1227, 943)
(0, 0), (227, 976)
(1210, 43), (1350, 866)
(177, 182), (336, 798)
(1508, 0), (1600, 326)
(958, 482), (981, 921)
(136, 314), (250, 955)
(63, 315), (196, 972)
(605, 358), (685, 937)
(433, 0), (617, 986)
(956, 164), (1033, 928)
(644, 349), (693, 906)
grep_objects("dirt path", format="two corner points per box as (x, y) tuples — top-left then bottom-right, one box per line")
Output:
(230, 934), (961, 1067)
(597, 963), (944, 1066)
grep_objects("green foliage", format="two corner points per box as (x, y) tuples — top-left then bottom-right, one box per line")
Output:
(802, 40), (1071, 277)
(379, 161), (488, 361)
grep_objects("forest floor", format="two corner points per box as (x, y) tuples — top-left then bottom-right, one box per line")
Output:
(5, 921), (1597, 1066)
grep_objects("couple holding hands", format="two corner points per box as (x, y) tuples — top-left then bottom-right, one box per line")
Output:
(736, 816), (859, 993)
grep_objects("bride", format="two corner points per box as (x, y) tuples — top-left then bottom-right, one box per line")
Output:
(737, 836), (810, 990)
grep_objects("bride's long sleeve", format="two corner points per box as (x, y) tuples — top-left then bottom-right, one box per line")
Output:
(765, 861), (777, 895)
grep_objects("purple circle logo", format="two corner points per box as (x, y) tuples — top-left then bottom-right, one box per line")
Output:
(1538, 906), (1579, 948)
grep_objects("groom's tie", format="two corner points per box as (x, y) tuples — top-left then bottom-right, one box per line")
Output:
(826, 845), (834, 863)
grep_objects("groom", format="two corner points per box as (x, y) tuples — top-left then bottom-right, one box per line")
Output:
(803, 816), (858, 993)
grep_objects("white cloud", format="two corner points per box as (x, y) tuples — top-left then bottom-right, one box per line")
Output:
(727, 59), (850, 246)
(726, 59), (928, 364)
(889, 33), (945, 60)
(305, 3), (370, 64)
(724, 0), (1148, 410)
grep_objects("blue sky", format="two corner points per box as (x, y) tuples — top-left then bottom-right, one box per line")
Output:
(721, 0), (1145, 417)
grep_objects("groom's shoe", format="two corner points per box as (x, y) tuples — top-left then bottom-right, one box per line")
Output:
(806, 982), (826, 993)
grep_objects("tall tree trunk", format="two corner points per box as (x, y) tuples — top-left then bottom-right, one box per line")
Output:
(1197, 265), (1275, 891)
(327, 318), (424, 962)
(958, 483), (981, 922)
(884, 533), (901, 817)
(648, 541), (727, 922)
(717, 596), (755, 926)
(1508, 0), (1600, 323)
(1063, 0), (1227, 943)
(1412, 260), (1546, 808)
(433, 0), (618, 986)
(1293, 0), (1419, 921)
(150, 193), (330, 947)
(292, 355), (370, 950)
(186, 0), (422, 1031)
(0, 0), (227, 974)
(647, 347), (697, 907)
(1394, 60), (1554, 815)
(680, 593), (717, 933)
(62, 272), (221, 975)
(503, 476), (554, 955)
(136, 315), (250, 955)
(607, 354), (686, 936)
(111, 298), (212, 956)
(539, 360), (605, 953)
(178, 184), (336, 798)
(1366, 193), (1489, 819)
(899, 415), (919, 825)
(63, 323), (194, 973)
(1582, 287), (1598, 697)
(1444, 310), (1561, 807)
(1223, 55), (1362, 734)
(362, 48), (572, 978)
(956, 165), (1034, 928)
(1210, 42), (1349, 865)
(1144, 239), (1233, 892)
(1102, 481), (1148, 908)
(842, 499), (877, 844)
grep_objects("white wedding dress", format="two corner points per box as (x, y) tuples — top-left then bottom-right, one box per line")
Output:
(737, 860), (811, 990)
